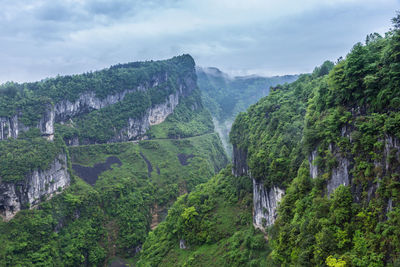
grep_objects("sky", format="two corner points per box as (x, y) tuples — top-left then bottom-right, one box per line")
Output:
(0, 0), (399, 83)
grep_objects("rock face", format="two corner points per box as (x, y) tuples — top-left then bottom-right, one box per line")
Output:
(253, 180), (284, 230)
(110, 92), (180, 143)
(0, 72), (180, 143)
(0, 115), (19, 140)
(0, 106), (55, 141)
(0, 154), (70, 220)
(38, 104), (55, 141)
(327, 149), (350, 196)
(308, 149), (318, 179)
(232, 144), (284, 230)
(232, 145), (248, 177)
(54, 73), (168, 123)
(309, 124), (400, 202)
(179, 239), (187, 249)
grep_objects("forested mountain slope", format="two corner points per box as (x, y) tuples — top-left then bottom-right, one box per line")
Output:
(0, 55), (228, 266)
(138, 16), (400, 266)
(230, 18), (400, 266)
(197, 67), (297, 156)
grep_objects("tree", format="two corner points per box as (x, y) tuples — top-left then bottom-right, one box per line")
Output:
(392, 11), (400, 30)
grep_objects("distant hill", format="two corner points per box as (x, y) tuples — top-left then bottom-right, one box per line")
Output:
(197, 66), (298, 156)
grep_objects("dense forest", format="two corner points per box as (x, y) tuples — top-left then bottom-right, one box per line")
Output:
(0, 55), (229, 266)
(1, 12), (400, 267)
(136, 15), (400, 266)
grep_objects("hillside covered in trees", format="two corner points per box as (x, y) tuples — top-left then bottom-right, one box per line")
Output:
(137, 15), (400, 266)
(0, 55), (229, 266)
(197, 67), (297, 156)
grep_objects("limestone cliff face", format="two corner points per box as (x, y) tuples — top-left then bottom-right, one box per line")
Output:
(232, 144), (284, 230)
(0, 154), (70, 220)
(253, 180), (284, 230)
(110, 92), (180, 142)
(0, 103), (55, 141)
(0, 115), (19, 140)
(309, 124), (400, 203)
(0, 69), (195, 144)
(232, 145), (248, 177)
(54, 85), (153, 123)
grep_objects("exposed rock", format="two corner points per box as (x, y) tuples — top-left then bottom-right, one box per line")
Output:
(110, 92), (180, 143)
(327, 153), (350, 196)
(0, 154), (70, 220)
(387, 198), (393, 213)
(308, 149), (318, 179)
(179, 239), (187, 249)
(54, 74), (167, 123)
(38, 104), (55, 141)
(232, 144), (284, 231)
(384, 135), (400, 171)
(232, 145), (248, 177)
(148, 92), (179, 125)
(0, 107), (55, 141)
(0, 115), (19, 140)
(253, 179), (284, 230)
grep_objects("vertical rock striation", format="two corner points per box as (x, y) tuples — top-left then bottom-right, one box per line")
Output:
(0, 154), (70, 220)
(253, 180), (284, 230)
(232, 144), (284, 230)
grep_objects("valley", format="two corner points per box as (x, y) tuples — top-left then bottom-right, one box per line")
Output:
(0, 13), (400, 267)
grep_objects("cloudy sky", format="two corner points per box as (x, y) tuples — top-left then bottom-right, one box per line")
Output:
(0, 0), (399, 83)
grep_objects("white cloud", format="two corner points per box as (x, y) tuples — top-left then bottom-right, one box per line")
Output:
(0, 0), (399, 82)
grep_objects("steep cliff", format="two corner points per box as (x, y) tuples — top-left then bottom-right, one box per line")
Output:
(197, 66), (298, 156)
(270, 28), (400, 265)
(230, 70), (317, 230)
(0, 153), (70, 220)
(0, 55), (197, 144)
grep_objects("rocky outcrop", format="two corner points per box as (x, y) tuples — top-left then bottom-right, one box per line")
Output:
(309, 124), (400, 200)
(179, 239), (187, 249)
(327, 152), (350, 196)
(232, 145), (248, 177)
(232, 144), (284, 230)
(0, 154), (70, 220)
(38, 104), (55, 141)
(54, 74), (168, 123)
(0, 115), (19, 140)
(308, 149), (318, 179)
(149, 92), (179, 125)
(253, 179), (284, 230)
(92, 92), (181, 143)
(0, 106), (55, 141)
(0, 73), (171, 141)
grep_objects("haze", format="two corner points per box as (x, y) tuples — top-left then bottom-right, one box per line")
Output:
(0, 0), (399, 83)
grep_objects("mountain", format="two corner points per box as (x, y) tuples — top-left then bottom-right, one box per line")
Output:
(196, 67), (298, 156)
(0, 55), (228, 266)
(137, 17), (400, 266)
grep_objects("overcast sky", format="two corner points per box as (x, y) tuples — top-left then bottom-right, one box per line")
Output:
(0, 0), (399, 83)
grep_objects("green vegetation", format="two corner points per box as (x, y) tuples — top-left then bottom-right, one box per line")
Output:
(137, 167), (273, 267)
(0, 55), (195, 130)
(230, 63), (332, 187)
(229, 15), (400, 266)
(0, 130), (66, 182)
(197, 67), (298, 123)
(197, 67), (298, 156)
(148, 89), (214, 139)
(0, 53), (230, 266)
(0, 133), (227, 266)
